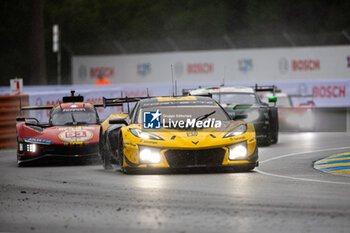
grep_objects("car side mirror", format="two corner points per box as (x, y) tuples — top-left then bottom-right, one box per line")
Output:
(109, 118), (128, 125)
(24, 118), (40, 126)
(16, 117), (25, 122)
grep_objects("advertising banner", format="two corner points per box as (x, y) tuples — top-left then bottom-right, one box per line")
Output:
(72, 45), (350, 85)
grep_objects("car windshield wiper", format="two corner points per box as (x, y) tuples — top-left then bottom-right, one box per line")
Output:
(195, 111), (216, 121)
(71, 113), (77, 125)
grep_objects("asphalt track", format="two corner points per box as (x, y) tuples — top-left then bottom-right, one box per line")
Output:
(1, 132), (350, 233)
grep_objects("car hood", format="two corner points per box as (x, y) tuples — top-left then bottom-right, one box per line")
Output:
(19, 123), (100, 145)
(223, 104), (259, 113)
(124, 121), (253, 149)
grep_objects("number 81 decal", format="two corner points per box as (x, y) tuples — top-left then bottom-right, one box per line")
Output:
(59, 130), (93, 142)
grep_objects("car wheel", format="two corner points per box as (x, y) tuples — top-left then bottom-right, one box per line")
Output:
(258, 136), (271, 146)
(99, 135), (113, 170)
(269, 108), (279, 144)
(118, 135), (127, 174)
(271, 131), (278, 144)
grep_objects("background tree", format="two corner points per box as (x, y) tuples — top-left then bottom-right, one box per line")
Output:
(0, 0), (349, 86)
(29, 0), (46, 85)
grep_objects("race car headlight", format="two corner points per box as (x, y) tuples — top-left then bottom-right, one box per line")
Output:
(26, 143), (37, 153)
(19, 143), (24, 152)
(130, 128), (164, 140)
(139, 147), (162, 164)
(223, 124), (247, 138)
(228, 142), (248, 160)
(246, 110), (260, 122)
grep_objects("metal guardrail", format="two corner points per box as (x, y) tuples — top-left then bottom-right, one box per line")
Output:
(0, 95), (28, 149)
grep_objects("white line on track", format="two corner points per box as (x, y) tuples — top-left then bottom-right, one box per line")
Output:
(256, 146), (350, 185)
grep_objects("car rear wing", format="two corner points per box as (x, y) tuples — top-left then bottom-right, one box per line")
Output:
(253, 84), (277, 95)
(102, 96), (150, 113)
(253, 84), (279, 106)
(18, 104), (54, 119)
(21, 105), (54, 111)
(102, 96), (149, 107)
(190, 93), (212, 98)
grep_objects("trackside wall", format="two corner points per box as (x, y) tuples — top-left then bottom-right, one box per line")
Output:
(0, 95), (28, 148)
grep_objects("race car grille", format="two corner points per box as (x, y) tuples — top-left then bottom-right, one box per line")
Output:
(41, 144), (98, 156)
(164, 148), (225, 168)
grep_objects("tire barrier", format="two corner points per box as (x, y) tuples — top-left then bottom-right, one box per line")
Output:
(0, 95), (28, 149)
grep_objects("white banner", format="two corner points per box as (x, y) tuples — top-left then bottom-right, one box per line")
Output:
(72, 45), (350, 85)
(10, 78), (23, 95)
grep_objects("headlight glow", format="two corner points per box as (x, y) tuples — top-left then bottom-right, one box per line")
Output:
(228, 142), (248, 160)
(26, 144), (37, 153)
(245, 110), (260, 122)
(19, 143), (23, 152)
(139, 147), (162, 164)
(130, 128), (164, 140)
(223, 124), (247, 138)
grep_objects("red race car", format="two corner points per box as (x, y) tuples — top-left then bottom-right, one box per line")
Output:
(16, 91), (103, 166)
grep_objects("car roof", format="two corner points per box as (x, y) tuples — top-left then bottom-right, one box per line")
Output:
(263, 92), (288, 97)
(139, 96), (217, 107)
(53, 102), (94, 110)
(190, 86), (255, 95)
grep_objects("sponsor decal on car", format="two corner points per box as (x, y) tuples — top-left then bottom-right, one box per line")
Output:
(62, 108), (86, 112)
(25, 137), (52, 145)
(58, 129), (93, 142)
(143, 110), (161, 129)
(143, 110), (222, 129)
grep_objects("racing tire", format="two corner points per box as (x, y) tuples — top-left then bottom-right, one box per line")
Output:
(269, 108), (279, 144)
(258, 136), (271, 147)
(99, 135), (113, 170)
(271, 131), (278, 144)
(118, 136), (137, 174)
(118, 135), (127, 174)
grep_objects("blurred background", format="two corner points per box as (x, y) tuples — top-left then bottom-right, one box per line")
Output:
(1, 0), (350, 85)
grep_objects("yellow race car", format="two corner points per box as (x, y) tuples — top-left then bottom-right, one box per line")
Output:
(99, 96), (258, 173)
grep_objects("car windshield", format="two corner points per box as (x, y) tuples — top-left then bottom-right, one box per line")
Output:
(50, 108), (98, 126)
(137, 105), (229, 124)
(212, 93), (258, 105)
